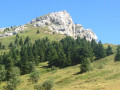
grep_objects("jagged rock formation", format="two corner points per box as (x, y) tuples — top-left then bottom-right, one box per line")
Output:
(28, 10), (75, 37)
(28, 10), (97, 41)
(0, 10), (97, 41)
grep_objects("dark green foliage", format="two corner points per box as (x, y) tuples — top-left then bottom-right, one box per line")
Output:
(48, 49), (58, 67)
(0, 65), (6, 82)
(0, 35), (107, 77)
(80, 58), (92, 73)
(4, 67), (20, 90)
(3, 55), (14, 80)
(29, 71), (40, 84)
(0, 42), (2, 49)
(106, 45), (113, 56)
(34, 80), (53, 90)
(24, 36), (31, 45)
(20, 45), (35, 74)
(65, 52), (71, 66)
(36, 30), (40, 34)
(57, 49), (66, 67)
(115, 45), (120, 61)
(95, 41), (106, 60)
(14, 38), (19, 46)
(39, 49), (44, 62)
(0, 42), (6, 49)
(16, 34), (19, 38)
(9, 42), (13, 47)
(19, 38), (23, 46)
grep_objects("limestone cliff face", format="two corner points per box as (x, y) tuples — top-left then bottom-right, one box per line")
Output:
(28, 10), (97, 41)
(75, 24), (97, 41)
(0, 10), (97, 41)
(28, 10), (75, 37)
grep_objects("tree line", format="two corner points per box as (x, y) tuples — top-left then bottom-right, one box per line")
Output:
(0, 34), (113, 83)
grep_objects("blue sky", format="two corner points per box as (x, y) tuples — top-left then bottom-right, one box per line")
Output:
(0, 0), (120, 44)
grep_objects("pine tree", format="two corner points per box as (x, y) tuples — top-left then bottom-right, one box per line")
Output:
(33, 44), (39, 65)
(9, 42), (13, 47)
(106, 45), (113, 56)
(48, 49), (58, 67)
(115, 45), (120, 61)
(65, 51), (71, 66)
(19, 38), (23, 46)
(20, 45), (29, 74)
(80, 58), (92, 73)
(15, 38), (19, 45)
(16, 34), (19, 38)
(4, 55), (14, 80)
(39, 49), (44, 62)
(95, 41), (106, 60)
(57, 49), (66, 67)
(24, 36), (31, 45)
(27, 45), (34, 62)
(36, 30), (40, 34)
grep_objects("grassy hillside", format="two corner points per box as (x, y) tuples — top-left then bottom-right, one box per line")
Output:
(0, 25), (65, 54)
(103, 43), (117, 53)
(0, 26), (119, 90)
(0, 25), (65, 47)
(1, 54), (120, 90)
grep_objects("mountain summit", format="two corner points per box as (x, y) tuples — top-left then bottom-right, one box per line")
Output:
(28, 10), (97, 41)
(0, 10), (97, 41)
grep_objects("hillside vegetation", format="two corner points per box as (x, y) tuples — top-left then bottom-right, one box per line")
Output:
(0, 27), (119, 90)
(1, 54), (120, 90)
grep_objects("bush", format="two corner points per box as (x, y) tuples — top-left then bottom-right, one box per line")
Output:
(36, 30), (40, 34)
(80, 58), (92, 73)
(29, 71), (40, 84)
(51, 66), (58, 71)
(34, 80), (53, 90)
(0, 65), (6, 82)
(4, 67), (20, 90)
(5, 77), (20, 90)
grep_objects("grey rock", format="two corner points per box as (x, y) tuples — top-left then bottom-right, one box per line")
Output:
(0, 10), (97, 41)
(28, 10), (97, 41)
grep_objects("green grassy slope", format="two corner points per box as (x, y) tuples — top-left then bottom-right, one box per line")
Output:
(1, 54), (120, 90)
(0, 26), (65, 46)
(0, 26), (119, 90)
(0, 26), (65, 54)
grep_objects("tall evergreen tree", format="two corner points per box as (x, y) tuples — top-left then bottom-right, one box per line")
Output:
(20, 45), (29, 74)
(24, 36), (31, 45)
(4, 55), (14, 80)
(80, 58), (92, 73)
(115, 45), (120, 61)
(95, 41), (106, 60)
(48, 49), (58, 67)
(106, 45), (113, 56)
(19, 38), (23, 46)
(39, 49), (44, 62)
(65, 51), (71, 66)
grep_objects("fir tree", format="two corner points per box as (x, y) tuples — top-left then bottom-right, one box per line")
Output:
(24, 36), (31, 45)
(115, 45), (120, 61)
(80, 58), (92, 73)
(106, 45), (113, 56)
(95, 41), (106, 60)
(4, 55), (14, 80)
(9, 42), (13, 47)
(19, 38), (23, 46)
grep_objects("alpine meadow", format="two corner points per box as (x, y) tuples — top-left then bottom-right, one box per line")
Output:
(0, 1), (120, 90)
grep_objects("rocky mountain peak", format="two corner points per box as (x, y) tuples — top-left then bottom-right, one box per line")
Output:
(0, 10), (97, 41)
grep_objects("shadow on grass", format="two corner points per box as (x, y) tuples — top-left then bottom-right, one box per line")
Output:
(73, 71), (83, 75)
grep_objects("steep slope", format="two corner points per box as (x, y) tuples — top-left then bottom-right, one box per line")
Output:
(0, 10), (97, 41)
(1, 54), (120, 90)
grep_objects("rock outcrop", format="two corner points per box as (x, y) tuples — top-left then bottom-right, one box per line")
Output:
(0, 10), (97, 41)
(28, 10), (97, 41)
